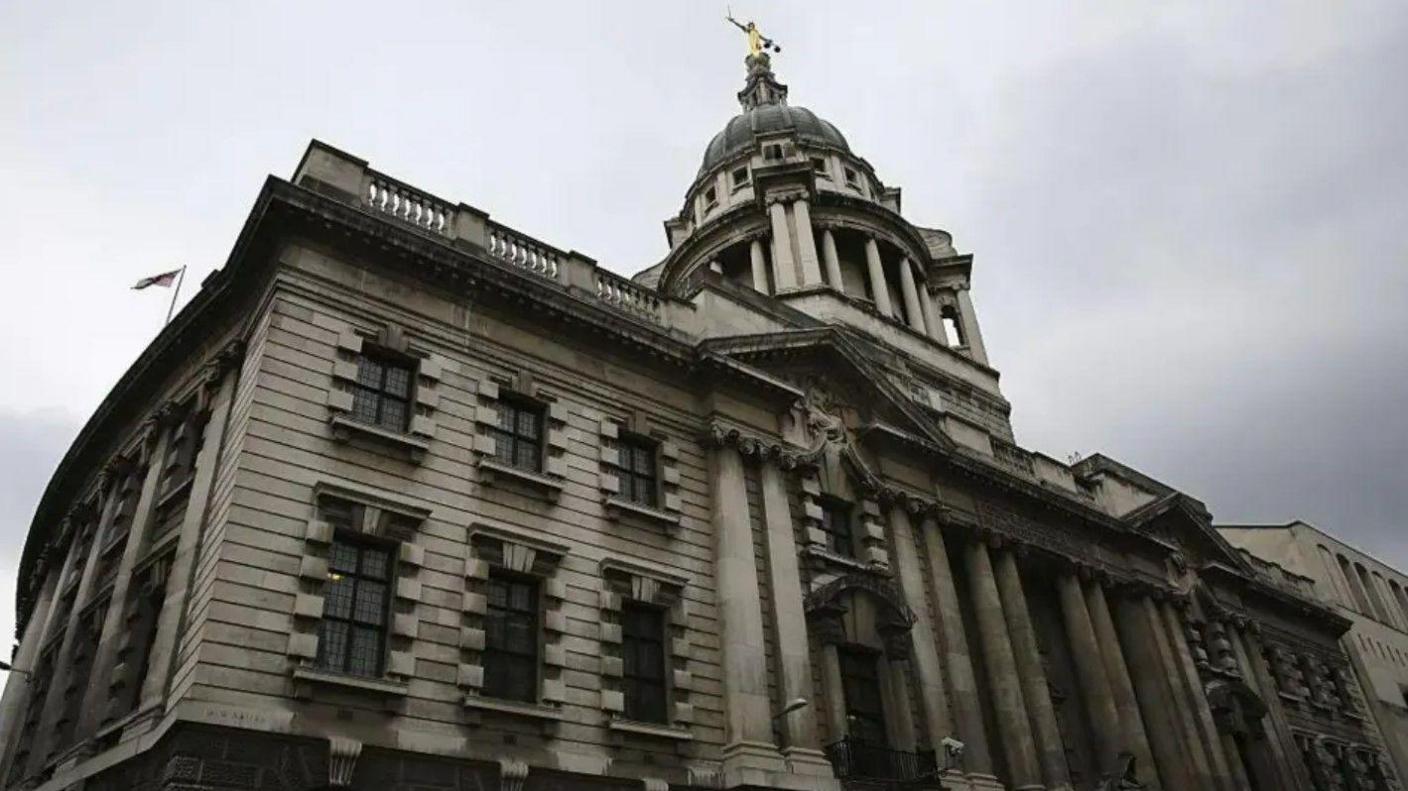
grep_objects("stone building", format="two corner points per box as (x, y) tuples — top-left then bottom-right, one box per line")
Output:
(1221, 521), (1408, 784)
(0, 52), (1397, 791)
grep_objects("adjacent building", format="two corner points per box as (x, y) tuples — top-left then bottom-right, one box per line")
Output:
(0, 51), (1398, 791)
(1222, 521), (1408, 784)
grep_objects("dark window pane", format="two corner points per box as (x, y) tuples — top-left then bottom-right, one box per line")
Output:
(317, 537), (393, 677)
(349, 627), (382, 675)
(380, 399), (406, 431)
(516, 409), (539, 439)
(352, 388), (380, 423)
(329, 543), (359, 574)
(514, 441), (539, 471)
(353, 581), (386, 625)
(324, 576), (354, 619)
(317, 621), (349, 670)
(356, 359), (383, 388)
(361, 549), (390, 580)
(384, 366), (411, 397)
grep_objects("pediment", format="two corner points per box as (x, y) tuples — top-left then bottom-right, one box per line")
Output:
(701, 328), (953, 454)
(1126, 493), (1254, 577)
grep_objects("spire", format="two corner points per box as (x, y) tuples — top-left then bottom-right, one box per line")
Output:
(737, 53), (789, 111)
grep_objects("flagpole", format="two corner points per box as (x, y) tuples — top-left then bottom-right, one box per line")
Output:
(164, 265), (187, 326)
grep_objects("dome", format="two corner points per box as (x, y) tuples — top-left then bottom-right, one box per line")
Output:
(698, 104), (850, 177)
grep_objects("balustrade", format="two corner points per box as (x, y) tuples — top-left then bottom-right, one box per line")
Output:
(486, 223), (561, 280)
(823, 737), (938, 783)
(596, 270), (663, 324)
(363, 171), (452, 236)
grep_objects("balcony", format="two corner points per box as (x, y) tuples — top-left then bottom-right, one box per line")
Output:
(824, 737), (941, 788)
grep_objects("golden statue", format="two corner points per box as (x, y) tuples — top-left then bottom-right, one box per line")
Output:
(726, 10), (780, 57)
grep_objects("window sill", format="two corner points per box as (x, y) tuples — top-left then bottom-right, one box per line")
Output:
(803, 545), (885, 575)
(156, 474), (194, 509)
(330, 415), (430, 461)
(462, 694), (563, 721)
(605, 497), (681, 528)
(292, 666), (409, 697)
(608, 718), (694, 741)
(478, 458), (563, 498)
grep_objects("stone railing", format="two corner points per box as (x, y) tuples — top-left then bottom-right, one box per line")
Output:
(362, 170), (453, 237)
(991, 437), (1035, 476)
(1239, 549), (1320, 601)
(486, 221), (561, 281)
(595, 269), (663, 324)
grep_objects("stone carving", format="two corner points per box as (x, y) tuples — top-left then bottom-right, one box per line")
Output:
(328, 737), (362, 787)
(499, 758), (529, 791)
(801, 381), (846, 452)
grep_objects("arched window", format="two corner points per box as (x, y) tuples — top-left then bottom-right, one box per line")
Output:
(1318, 545), (1353, 607)
(940, 305), (965, 347)
(1338, 554), (1373, 615)
(1355, 562), (1392, 623)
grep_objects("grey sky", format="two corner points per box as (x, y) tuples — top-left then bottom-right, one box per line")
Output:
(2, 2), (1405, 647)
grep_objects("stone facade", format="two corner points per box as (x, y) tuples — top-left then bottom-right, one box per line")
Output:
(0, 54), (1397, 791)
(1221, 521), (1408, 785)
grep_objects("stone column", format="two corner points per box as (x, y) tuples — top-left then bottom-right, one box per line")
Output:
(1112, 596), (1194, 790)
(921, 286), (946, 346)
(749, 238), (769, 294)
(1233, 625), (1315, 791)
(965, 539), (1043, 790)
(888, 506), (954, 757)
(897, 258), (928, 334)
(920, 517), (991, 775)
(0, 567), (60, 779)
(1144, 598), (1215, 787)
(819, 641), (848, 743)
(878, 658), (918, 751)
(77, 425), (172, 736)
(1160, 602), (1237, 791)
(792, 199), (824, 287)
(863, 236), (894, 317)
(994, 550), (1071, 791)
(955, 287), (989, 364)
(1084, 583), (1159, 790)
(709, 442), (785, 777)
(820, 228), (844, 293)
(138, 367), (239, 711)
(757, 461), (829, 774)
(1056, 572), (1123, 777)
(769, 201), (798, 291)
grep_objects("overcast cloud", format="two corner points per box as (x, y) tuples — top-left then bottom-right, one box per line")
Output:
(2, 1), (1405, 648)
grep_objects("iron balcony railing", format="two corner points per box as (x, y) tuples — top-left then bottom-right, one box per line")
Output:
(824, 737), (938, 784)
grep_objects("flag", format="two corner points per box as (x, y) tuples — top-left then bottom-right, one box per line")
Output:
(132, 268), (182, 290)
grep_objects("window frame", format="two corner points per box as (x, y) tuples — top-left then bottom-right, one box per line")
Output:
(837, 645), (888, 747)
(811, 156), (830, 178)
(315, 533), (396, 678)
(620, 600), (669, 724)
(487, 392), (546, 473)
(843, 166), (861, 188)
(818, 496), (856, 558)
(730, 166), (750, 190)
(350, 346), (416, 434)
(616, 434), (661, 509)
(482, 570), (542, 703)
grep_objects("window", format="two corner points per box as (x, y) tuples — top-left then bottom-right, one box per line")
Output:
(844, 167), (860, 187)
(621, 602), (668, 723)
(703, 186), (718, 211)
(617, 436), (659, 508)
(731, 167), (750, 189)
(819, 498), (855, 557)
(351, 351), (413, 432)
(765, 143), (783, 160)
(488, 395), (544, 472)
(811, 156), (829, 177)
(316, 538), (392, 677)
(484, 574), (539, 702)
(940, 306), (966, 347)
(838, 647), (887, 745)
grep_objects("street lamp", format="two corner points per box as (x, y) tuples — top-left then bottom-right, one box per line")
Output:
(772, 697), (809, 720)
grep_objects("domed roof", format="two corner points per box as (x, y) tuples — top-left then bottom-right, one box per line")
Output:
(698, 104), (850, 176)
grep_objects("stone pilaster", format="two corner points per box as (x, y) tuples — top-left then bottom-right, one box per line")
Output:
(820, 228), (844, 293)
(1084, 583), (1159, 790)
(749, 238), (769, 294)
(769, 201), (798, 291)
(897, 257), (927, 334)
(920, 516), (992, 776)
(887, 506), (954, 757)
(757, 461), (830, 776)
(1112, 595), (1194, 790)
(965, 539), (1043, 790)
(138, 362), (240, 711)
(955, 287), (988, 364)
(994, 550), (1071, 791)
(1233, 625), (1314, 791)
(0, 564), (60, 780)
(792, 199), (823, 287)
(1144, 597), (1215, 787)
(863, 236), (894, 317)
(1160, 601), (1237, 791)
(921, 285), (946, 346)
(1056, 571), (1122, 777)
(708, 443), (785, 779)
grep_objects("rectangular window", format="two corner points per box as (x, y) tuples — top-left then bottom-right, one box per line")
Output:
(617, 436), (659, 508)
(488, 395), (544, 472)
(820, 498), (855, 557)
(812, 156), (829, 177)
(351, 351), (413, 432)
(844, 167), (860, 187)
(316, 538), (392, 677)
(484, 574), (539, 702)
(731, 166), (750, 189)
(622, 602), (668, 723)
(838, 647), (887, 746)
(765, 143), (783, 160)
(703, 186), (718, 211)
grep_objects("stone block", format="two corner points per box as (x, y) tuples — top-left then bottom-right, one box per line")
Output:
(800, 476), (822, 496)
(601, 656), (623, 678)
(673, 702), (694, 723)
(548, 401), (571, 423)
(671, 637), (691, 658)
(392, 613), (419, 638)
(332, 359), (359, 382)
(474, 404), (499, 426)
(414, 386), (440, 409)
(460, 627), (486, 651)
(544, 644), (566, 667)
(599, 419), (619, 439)
(601, 689), (625, 713)
(335, 327), (363, 354)
(479, 380), (499, 401)
(395, 578), (422, 602)
(463, 591), (488, 615)
(386, 650), (415, 677)
(458, 663), (484, 689)
(545, 456), (568, 478)
(419, 354), (445, 381)
(542, 678), (566, 703)
(326, 389), (354, 413)
(472, 434), (496, 456)
(409, 415), (436, 438)
(663, 492), (682, 512)
(399, 543), (424, 567)
(304, 520), (334, 544)
(600, 473), (620, 494)
(673, 669), (693, 691)
(293, 593), (325, 619)
(662, 467), (681, 486)
(287, 633), (319, 659)
(544, 579), (568, 600)
(599, 591), (622, 611)
(660, 441), (680, 461)
(299, 556), (329, 581)
(599, 622), (622, 643)
(545, 610), (568, 633)
(464, 558), (489, 579)
(599, 446), (621, 466)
